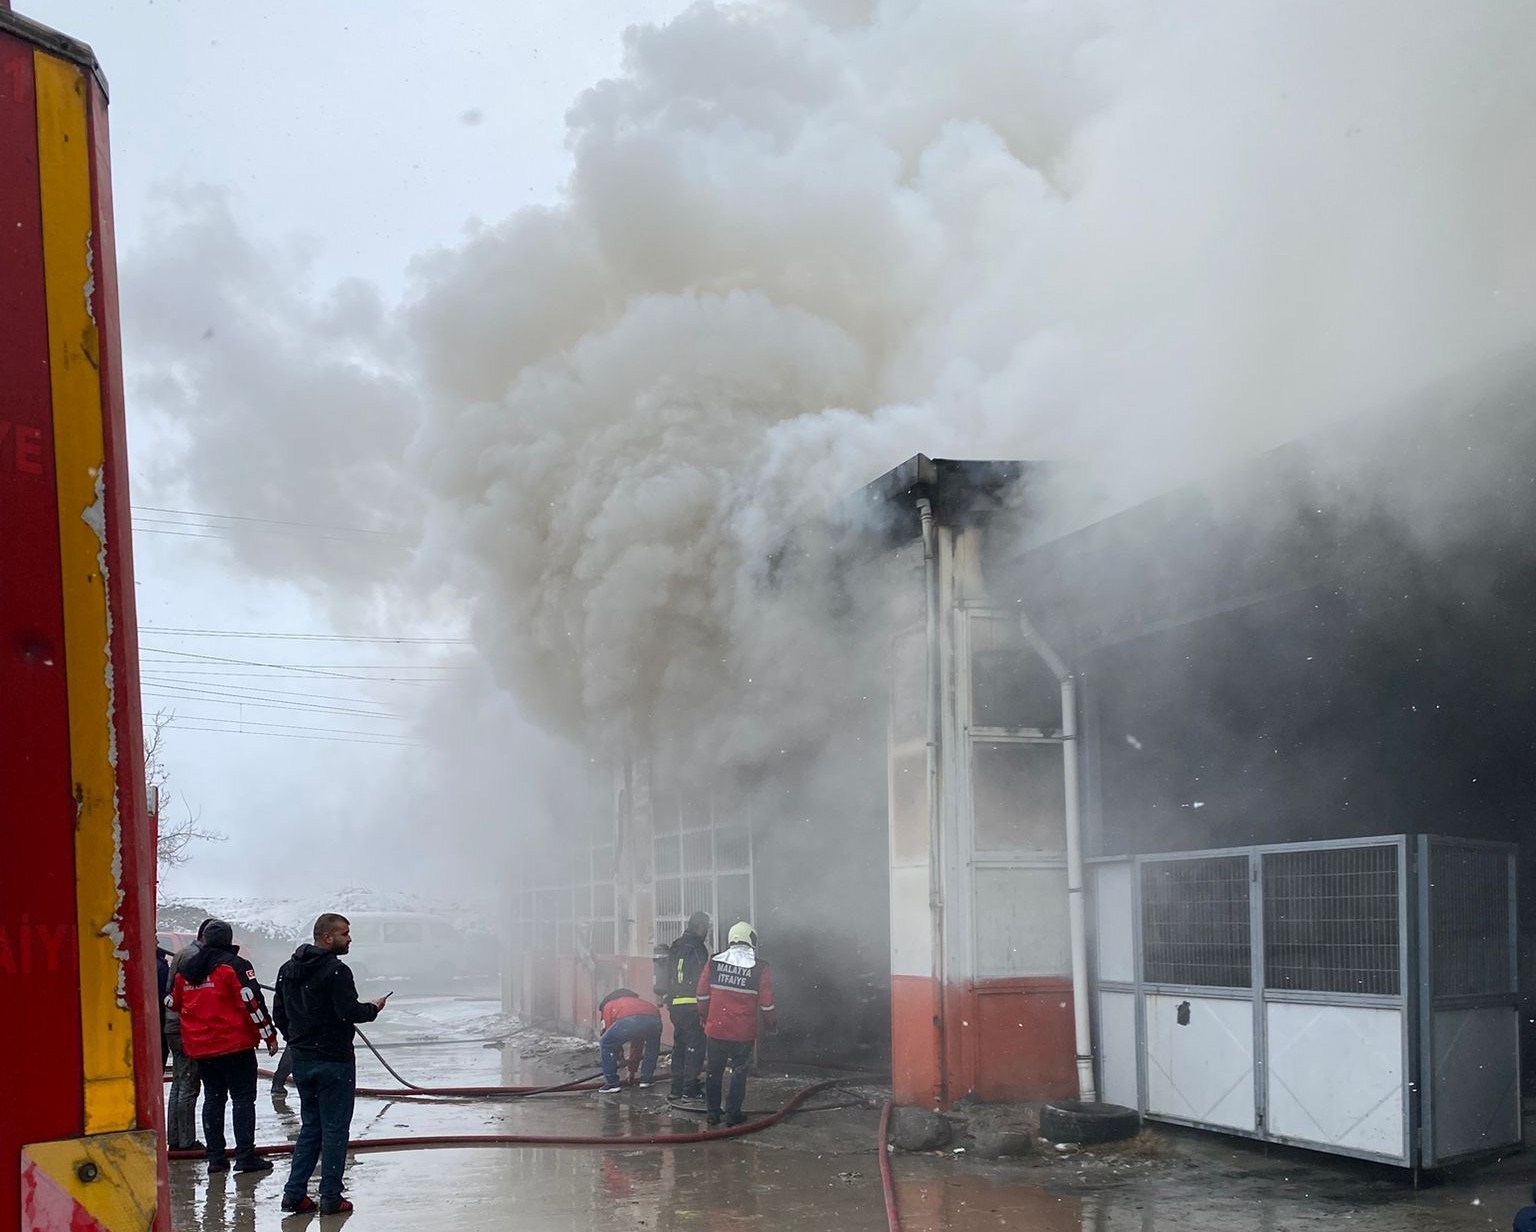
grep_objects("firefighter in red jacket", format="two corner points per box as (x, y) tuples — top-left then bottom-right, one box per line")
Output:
(695, 921), (776, 1128)
(170, 919), (280, 1172)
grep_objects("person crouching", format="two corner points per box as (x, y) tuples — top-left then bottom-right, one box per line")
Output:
(596, 989), (662, 1093)
(696, 922), (777, 1128)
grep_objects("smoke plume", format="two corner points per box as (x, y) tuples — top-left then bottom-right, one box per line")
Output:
(125, 0), (1536, 784)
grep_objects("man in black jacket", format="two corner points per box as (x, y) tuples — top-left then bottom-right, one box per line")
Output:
(273, 912), (389, 1216)
(664, 912), (712, 1103)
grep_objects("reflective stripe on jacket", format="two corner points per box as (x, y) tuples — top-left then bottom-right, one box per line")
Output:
(695, 945), (776, 1042)
(171, 958), (276, 1059)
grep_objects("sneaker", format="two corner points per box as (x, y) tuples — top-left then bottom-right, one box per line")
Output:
(233, 1156), (274, 1173)
(706, 1114), (722, 1128)
(281, 1196), (317, 1215)
(725, 1114), (748, 1128)
(207, 1158), (230, 1174)
(316, 1197), (353, 1215)
(682, 1087), (705, 1101)
(597, 1084), (623, 1094)
(637, 1081), (654, 1089)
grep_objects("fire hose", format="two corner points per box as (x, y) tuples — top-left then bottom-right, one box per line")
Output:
(165, 1076), (850, 1159)
(165, 1019), (908, 1228)
(877, 1099), (901, 1232)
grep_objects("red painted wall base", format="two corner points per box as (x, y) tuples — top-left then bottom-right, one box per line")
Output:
(892, 974), (1077, 1108)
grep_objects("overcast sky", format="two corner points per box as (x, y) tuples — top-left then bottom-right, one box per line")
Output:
(20, 1), (1534, 908)
(22, 0), (690, 901)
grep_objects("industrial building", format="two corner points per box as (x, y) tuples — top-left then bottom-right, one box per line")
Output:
(502, 352), (1534, 1163)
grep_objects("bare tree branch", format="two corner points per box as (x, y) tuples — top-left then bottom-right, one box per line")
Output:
(146, 709), (225, 870)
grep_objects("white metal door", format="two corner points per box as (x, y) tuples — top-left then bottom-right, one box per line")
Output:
(1145, 993), (1256, 1132)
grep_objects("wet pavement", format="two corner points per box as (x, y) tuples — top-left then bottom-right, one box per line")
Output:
(168, 996), (1534, 1231)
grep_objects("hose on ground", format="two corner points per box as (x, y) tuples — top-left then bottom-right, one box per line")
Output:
(878, 1099), (902, 1232)
(166, 1077), (847, 1160)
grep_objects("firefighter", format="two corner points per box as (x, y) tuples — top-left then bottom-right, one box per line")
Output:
(170, 919), (280, 1172)
(695, 921), (776, 1128)
(663, 911), (712, 1103)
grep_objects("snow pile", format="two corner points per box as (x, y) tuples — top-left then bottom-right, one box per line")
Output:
(158, 889), (496, 944)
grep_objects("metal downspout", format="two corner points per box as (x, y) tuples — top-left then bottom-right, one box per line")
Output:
(1018, 609), (1098, 1103)
(917, 498), (948, 1108)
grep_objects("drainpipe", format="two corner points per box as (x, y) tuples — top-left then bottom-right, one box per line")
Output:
(1017, 608), (1097, 1104)
(916, 497), (948, 1108)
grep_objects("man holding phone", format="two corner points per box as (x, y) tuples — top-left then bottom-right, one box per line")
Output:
(273, 912), (389, 1215)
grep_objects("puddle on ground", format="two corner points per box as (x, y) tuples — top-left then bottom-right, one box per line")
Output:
(168, 996), (1532, 1232)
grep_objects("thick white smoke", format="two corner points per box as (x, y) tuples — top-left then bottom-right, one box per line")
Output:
(125, 0), (1536, 778)
(400, 0), (1536, 751)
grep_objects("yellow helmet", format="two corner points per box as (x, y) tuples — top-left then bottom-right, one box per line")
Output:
(727, 921), (757, 947)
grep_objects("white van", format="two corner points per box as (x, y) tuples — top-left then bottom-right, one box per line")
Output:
(327, 912), (468, 989)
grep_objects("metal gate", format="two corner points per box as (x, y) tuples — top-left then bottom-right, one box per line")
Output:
(1090, 836), (1519, 1167)
(1418, 837), (1521, 1165)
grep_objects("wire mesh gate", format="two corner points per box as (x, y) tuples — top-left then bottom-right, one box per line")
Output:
(1090, 836), (1519, 1166)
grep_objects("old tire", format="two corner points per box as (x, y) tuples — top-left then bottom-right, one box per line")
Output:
(1039, 1100), (1140, 1145)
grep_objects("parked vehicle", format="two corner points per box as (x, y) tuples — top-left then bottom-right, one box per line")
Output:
(310, 912), (471, 989)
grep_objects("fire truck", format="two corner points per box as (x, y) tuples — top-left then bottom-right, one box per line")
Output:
(1, 5), (168, 1230)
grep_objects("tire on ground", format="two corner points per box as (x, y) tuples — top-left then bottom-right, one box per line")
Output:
(1039, 1100), (1141, 1145)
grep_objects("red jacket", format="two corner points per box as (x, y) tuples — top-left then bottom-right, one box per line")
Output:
(599, 993), (660, 1033)
(172, 956), (277, 1059)
(696, 944), (775, 1042)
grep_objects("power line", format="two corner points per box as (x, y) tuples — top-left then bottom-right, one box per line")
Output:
(139, 674), (411, 708)
(159, 712), (421, 744)
(139, 626), (469, 645)
(131, 505), (408, 539)
(141, 686), (406, 721)
(135, 668), (463, 686)
(131, 522), (410, 549)
(135, 661), (466, 672)
(138, 646), (449, 687)
(165, 723), (418, 749)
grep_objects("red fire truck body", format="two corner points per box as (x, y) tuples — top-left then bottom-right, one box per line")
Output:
(0, 7), (168, 1230)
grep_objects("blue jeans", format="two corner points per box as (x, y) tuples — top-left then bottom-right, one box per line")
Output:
(600, 1014), (661, 1086)
(198, 1049), (258, 1162)
(705, 1038), (754, 1121)
(283, 1057), (356, 1202)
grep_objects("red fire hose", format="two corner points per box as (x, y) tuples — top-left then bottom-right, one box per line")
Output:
(165, 1021), (908, 1229)
(165, 1077), (846, 1160)
(877, 1100), (901, 1232)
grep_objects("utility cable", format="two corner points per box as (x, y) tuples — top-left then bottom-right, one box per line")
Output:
(132, 505), (409, 539)
(140, 626), (467, 644)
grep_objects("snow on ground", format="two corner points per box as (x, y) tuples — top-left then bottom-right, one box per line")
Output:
(157, 888), (496, 944)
